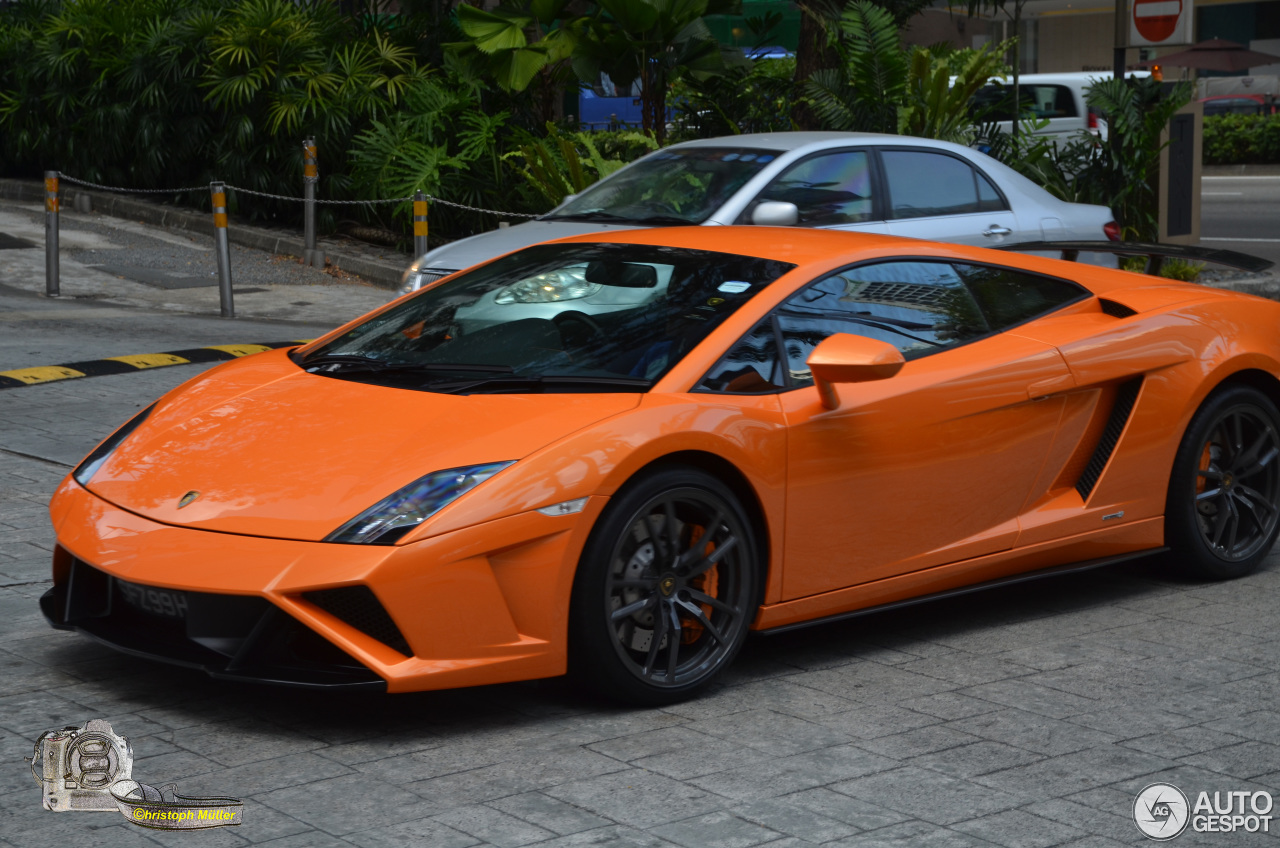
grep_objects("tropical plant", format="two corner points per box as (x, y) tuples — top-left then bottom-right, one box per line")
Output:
(805, 1), (1011, 143)
(510, 123), (658, 206)
(348, 73), (534, 243)
(669, 54), (797, 139)
(958, 0), (1031, 138)
(448, 0), (583, 124)
(789, 0), (932, 129)
(573, 0), (746, 143)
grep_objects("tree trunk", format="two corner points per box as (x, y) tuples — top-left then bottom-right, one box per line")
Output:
(791, 6), (838, 130)
(1011, 3), (1021, 140)
(643, 63), (666, 145)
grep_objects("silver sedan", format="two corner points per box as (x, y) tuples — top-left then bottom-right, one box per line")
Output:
(402, 132), (1118, 327)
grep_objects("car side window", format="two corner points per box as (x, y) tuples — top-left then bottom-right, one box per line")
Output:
(698, 320), (785, 393)
(881, 151), (997, 219)
(954, 263), (1086, 329)
(756, 150), (874, 226)
(775, 261), (991, 386)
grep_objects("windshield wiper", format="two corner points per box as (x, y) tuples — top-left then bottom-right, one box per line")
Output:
(302, 355), (515, 374)
(629, 215), (695, 226)
(542, 211), (639, 224)
(425, 375), (651, 394)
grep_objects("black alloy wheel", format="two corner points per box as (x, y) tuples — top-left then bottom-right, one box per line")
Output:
(570, 467), (760, 705)
(1167, 385), (1280, 579)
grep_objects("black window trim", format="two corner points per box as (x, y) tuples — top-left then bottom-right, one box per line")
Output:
(875, 146), (1012, 220)
(695, 255), (1090, 395)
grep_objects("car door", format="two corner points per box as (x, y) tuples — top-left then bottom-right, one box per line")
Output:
(880, 148), (1023, 246)
(746, 148), (890, 234)
(770, 259), (1087, 599)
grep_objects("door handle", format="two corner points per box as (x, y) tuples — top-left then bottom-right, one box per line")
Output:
(983, 226), (1013, 237)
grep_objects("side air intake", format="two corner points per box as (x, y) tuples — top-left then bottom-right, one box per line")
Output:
(1076, 378), (1143, 500)
(302, 586), (412, 657)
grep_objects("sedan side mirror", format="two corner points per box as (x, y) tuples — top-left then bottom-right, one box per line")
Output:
(807, 333), (905, 410)
(751, 201), (799, 227)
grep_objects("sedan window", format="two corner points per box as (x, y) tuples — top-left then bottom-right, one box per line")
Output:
(756, 150), (875, 226)
(776, 261), (990, 386)
(882, 151), (1004, 219)
(544, 147), (782, 225)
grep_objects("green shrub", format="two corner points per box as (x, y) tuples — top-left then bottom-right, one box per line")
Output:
(1203, 114), (1280, 165)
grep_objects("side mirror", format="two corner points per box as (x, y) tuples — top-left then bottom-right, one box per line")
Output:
(807, 333), (905, 410)
(751, 201), (799, 227)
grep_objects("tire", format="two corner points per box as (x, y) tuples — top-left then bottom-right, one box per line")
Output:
(1165, 385), (1280, 580)
(569, 467), (761, 705)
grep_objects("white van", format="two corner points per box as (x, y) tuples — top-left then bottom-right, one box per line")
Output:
(972, 71), (1151, 144)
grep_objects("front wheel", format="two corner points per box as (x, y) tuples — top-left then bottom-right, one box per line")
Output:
(570, 467), (760, 705)
(1166, 385), (1280, 579)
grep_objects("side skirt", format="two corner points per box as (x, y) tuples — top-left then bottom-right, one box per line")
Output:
(758, 547), (1166, 636)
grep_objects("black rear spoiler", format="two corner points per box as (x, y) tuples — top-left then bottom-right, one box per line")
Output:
(998, 241), (1274, 276)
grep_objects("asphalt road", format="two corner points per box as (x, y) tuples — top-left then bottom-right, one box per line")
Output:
(1201, 175), (1280, 267)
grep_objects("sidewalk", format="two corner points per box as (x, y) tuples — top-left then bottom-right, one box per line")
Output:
(0, 195), (394, 327)
(0, 177), (411, 289)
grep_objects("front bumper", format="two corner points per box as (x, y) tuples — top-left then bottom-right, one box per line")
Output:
(46, 478), (604, 693)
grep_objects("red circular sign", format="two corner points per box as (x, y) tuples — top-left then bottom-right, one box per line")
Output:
(1133, 0), (1182, 43)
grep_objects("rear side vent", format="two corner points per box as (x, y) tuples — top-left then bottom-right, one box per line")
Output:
(1076, 378), (1143, 500)
(1099, 298), (1137, 318)
(302, 586), (412, 657)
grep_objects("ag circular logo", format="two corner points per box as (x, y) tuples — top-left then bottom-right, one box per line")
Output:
(1135, 783), (1190, 840)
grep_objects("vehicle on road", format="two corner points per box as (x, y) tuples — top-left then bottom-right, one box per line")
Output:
(400, 132), (1118, 301)
(970, 71), (1152, 144)
(1200, 93), (1276, 116)
(44, 227), (1280, 704)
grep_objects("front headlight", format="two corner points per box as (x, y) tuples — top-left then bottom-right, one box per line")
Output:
(73, 404), (155, 487)
(397, 262), (453, 296)
(494, 268), (600, 303)
(326, 461), (516, 545)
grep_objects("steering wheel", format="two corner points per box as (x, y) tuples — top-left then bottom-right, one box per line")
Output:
(553, 311), (604, 349)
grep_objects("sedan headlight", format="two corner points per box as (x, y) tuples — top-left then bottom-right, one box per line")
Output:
(494, 268), (601, 303)
(73, 404), (155, 487)
(398, 261), (454, 296)
(326, 461), (516, 545)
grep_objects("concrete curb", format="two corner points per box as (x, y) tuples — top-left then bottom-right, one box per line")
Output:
(0, 178), (406, 289)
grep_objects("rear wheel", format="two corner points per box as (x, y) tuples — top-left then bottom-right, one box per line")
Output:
(1166, 385), (1280, 579)
(570, 467), (760, 705)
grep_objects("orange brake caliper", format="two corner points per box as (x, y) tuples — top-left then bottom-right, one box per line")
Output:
(1196, 442), (1213, 495)
(681, 525), (719, 644)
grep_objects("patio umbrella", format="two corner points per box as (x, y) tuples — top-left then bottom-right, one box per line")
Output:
(1139, 38), (1280, 72)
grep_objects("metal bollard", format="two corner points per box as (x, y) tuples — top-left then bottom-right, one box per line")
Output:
(413, 191), (428, 258)
(210, 182), (234, 318)
(44, 171), (59, 297)
(302, 138), (322, 268)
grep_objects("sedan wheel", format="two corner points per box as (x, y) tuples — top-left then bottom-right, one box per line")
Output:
(571, 468), (759, 705)
(1167, 385), (1280, 579)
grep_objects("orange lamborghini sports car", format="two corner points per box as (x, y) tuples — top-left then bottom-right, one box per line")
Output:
(44, 228), (1280, 704)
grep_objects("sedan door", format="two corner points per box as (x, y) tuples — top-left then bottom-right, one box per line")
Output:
(879, 148), (1025, 247)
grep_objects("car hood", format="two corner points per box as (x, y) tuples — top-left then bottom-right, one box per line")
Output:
(84, 350), (640, 542)
(419, 220), (642, 272)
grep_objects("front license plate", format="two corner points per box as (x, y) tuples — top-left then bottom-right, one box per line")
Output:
(116, 579), (189, 619)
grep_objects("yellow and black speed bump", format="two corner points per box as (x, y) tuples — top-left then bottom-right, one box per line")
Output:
(0, 340), (313, 389)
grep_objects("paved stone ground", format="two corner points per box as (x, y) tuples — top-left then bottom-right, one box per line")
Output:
(2, 360), (1280, 847)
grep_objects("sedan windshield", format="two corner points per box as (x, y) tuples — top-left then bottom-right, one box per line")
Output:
(300, 243), (794, 393)
(544, 148), (783, 225)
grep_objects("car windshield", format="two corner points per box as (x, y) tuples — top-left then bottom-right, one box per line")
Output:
(543, 147), (783, 225)
(300, 243), (794, 393)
